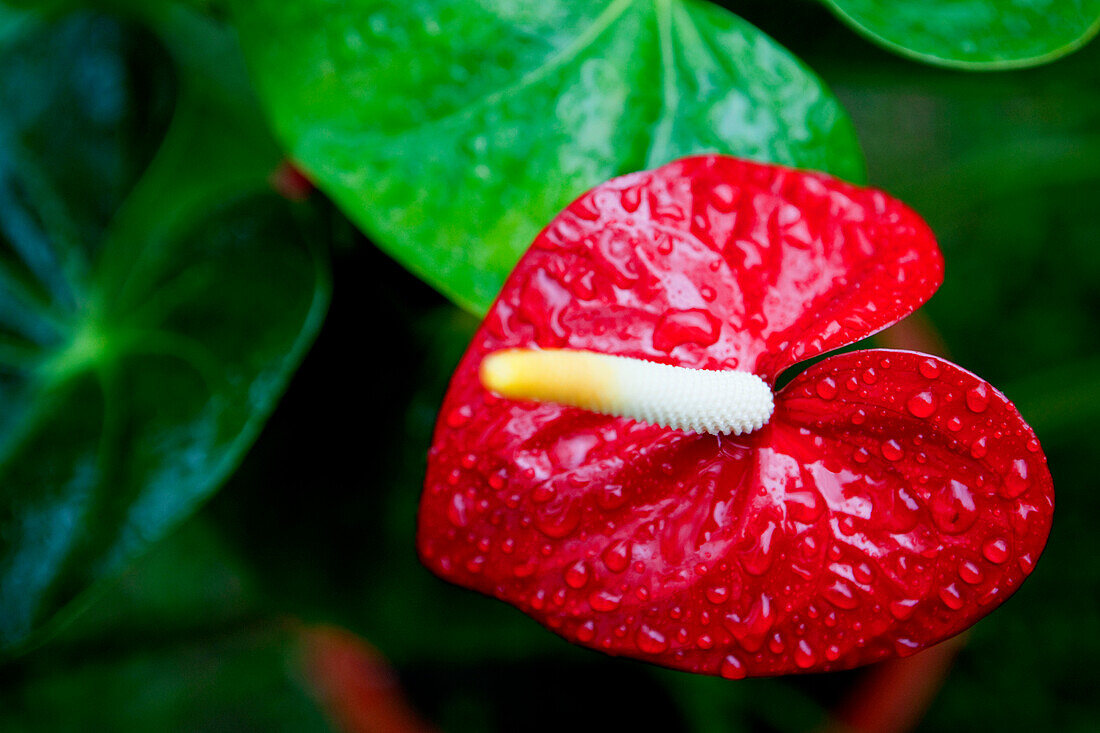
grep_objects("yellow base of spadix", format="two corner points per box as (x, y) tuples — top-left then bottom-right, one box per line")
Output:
(480, 349), (774, 436)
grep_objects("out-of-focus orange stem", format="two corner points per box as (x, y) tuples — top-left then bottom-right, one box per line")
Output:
(270, 160), (315, 201)
(873, 311), (947, 356)
(299, 625), (437, 733)
(827, 635), (966, 733)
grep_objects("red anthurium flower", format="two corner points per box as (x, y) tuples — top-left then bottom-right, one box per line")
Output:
(418, 156), (1053, 678)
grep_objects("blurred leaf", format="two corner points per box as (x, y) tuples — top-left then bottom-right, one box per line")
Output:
(51, 517), (264, 647)
(0, 514), (418, 733)
(230, 0), (865, 314)
(823, 0), (1100, 69)
(0, 10), (330, 653)
(0, 624), (334, 732)
(0, 5), (38, 47)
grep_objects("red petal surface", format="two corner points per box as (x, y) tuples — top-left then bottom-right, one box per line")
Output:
(744, 349), (1051, 673)
(417, 157), (1046, 677)
(463, 155), (941, 382)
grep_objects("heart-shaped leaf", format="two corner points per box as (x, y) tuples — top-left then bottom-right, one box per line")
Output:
(824, 0), (1100, 69)
(230, 0), (865, 314)
(0, 10), (329, 652)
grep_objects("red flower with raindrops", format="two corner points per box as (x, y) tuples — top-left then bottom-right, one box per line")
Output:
(418, 156), (1053, 678)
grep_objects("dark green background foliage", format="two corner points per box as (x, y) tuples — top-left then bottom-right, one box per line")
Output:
(1, 0), (1099, 731)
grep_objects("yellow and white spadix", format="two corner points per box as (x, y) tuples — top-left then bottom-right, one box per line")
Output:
(480, 348), (774, 436)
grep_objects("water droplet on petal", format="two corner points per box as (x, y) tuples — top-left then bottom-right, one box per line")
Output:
(652, 309), (722, 352)
(816, 377), (838, 400)
(966, 384), (991, 413)
(706, 586), (730, 604)
(589, 590), (622, 612)
(794, 640), (817, 669)
(446, 405), (472, 427)
(620, 186), (641, 212)
(564, 560), (589, 588)
(906, 390), (936, 418)
(740, 523), (776, 576)
(889, 599), (918, 620)
(636, 625), (669, 654)
(982, 538), (1009, 564)
(447, 493), (469, 527)
(712, 183), (736, 211)
(535, 502), (582, 538)
(959, 560), (983, 584)
(1001, 459), (1031, 498)
(532, 484), (556, 503)
(720, 654), (746, 679)
(919, 359), (941, 379)
(596, 484), (627, 510)
(723, 594), (774, 653)
(823, 580), (860, 610)
(881, 439), (904, 461)
(602, 540), (631, 573)
(930, 479), (978, 534)
(939, 583), (965, 610)
(947, 416), (963, 432)
(970, 436), (988, 459)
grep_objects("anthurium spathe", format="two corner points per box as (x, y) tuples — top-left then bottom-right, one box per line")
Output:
(418, 156), (1054, 678)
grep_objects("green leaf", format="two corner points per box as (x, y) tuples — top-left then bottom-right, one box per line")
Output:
(0, 6), (37, 48)
(230, 0), (864, 314)
(823, 0), (1100, 69)
(0, 10), (330, 653)
(0, 625), (334, 732)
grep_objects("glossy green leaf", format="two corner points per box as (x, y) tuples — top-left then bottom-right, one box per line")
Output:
(824, 0), (1100, 69)
(0, 10), (330, 652)
(230, 0), (864, 314)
